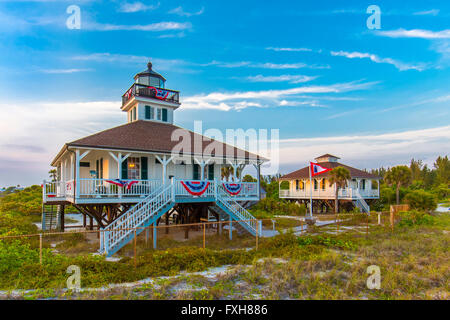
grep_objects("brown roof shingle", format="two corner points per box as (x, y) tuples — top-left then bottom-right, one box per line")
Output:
(280, 161), (380, 180)
(52, 120), (266, 165)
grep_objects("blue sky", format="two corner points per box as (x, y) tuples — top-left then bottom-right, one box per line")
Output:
(0, 0), (449, 186)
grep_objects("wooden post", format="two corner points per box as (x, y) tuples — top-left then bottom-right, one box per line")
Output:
(39, 234), (43, 265)
(336, 213), (339, 234)
(366, 214), (369, 238)
(377, 212), (381, 225)
(229, 219), (233, 240)
(203, 223), (206, 249)
(134, 228), (137, 268)
(255, 223), (258, 250)
(145, 227), (149, 246)
(153, 223), (157, 249)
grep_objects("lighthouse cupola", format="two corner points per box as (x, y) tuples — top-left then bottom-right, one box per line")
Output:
(121, 61), (180, 124)
(134, 61), (166, 88)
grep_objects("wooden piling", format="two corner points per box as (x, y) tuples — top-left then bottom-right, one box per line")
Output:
(134, 228), (137, 268)
(203, 223), (206, 249)
(39, 234), (43, 265)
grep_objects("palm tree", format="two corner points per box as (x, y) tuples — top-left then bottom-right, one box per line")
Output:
(48, 169), (58, 182)
(384, 165), (411, 204)
(221, 166), (233, 181)
(329, 166), (351, 214)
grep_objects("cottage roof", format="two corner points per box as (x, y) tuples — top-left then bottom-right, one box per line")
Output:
(280, 161), (380, 180)
(52, 120), (266, 165)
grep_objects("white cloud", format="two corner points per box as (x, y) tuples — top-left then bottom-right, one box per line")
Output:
(168, 6), (204, 17)
(377, 28), (450, 39)
(70, 53), (191, 71)
(86, 21), (191, 32)
(0, 101), (123, 186)
(266, 47), (313, 52)
(207, 60), (329, 70)
(181, 81), (377, 111)
(119, 2), (160, 13)
(40, 68), (93, 74)
(331, 50), (427, 71)
(245, 74), (318, 83)
(279, 126), (450, 171)
(413, 9), (440, 16)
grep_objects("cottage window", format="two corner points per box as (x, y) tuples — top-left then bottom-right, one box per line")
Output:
(361, 179), (366, 190)
(157, 108), (162, 120)
(320, 179), (326, 190)
(127, 157), (141, 180)
(295, 180), (299, 190)
(145, 105), (154, 119)
(300, 181), (304, 190)
(314, 179), (318, 190)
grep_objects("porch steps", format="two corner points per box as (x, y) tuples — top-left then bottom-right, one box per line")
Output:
(208, 207), (249, 235)
(353, 191), (370, 214)
(41, 205), (60, 231)
(100, 184), (174, 257)
(99, 183), (260, 257)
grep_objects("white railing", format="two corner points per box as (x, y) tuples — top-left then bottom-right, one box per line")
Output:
(174, 179), (216, 198)
(43, 179), (259, 202)
(43, 180), (66, 198)
(78, 179), (162, 198)
(279, 187), (379, 199)
(101, 183), (172, 254)
(216, 186), (258, 235)
(353, 189), (371, 213)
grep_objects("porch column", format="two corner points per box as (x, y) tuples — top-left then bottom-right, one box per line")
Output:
(253, 162), (261, 200)
(74, 149), (90, 199)
(228, 160), (243, 182)
(155, 155), (174, 184)
(109, 152), (131, 198)
(194, 158), (211, 180)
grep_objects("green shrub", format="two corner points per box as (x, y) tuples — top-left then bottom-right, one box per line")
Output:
(398, 210), (435, 227)
(404, 190), (437, 212)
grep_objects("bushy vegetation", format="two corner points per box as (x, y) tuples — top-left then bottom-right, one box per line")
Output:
(373, 156), (450, 210)
(398, 210), (436, 227)
(250, 197), (306, 218)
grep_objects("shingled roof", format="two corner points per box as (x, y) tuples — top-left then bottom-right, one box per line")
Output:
(280, 161), (379, 180)
(52, 120), (266, 165)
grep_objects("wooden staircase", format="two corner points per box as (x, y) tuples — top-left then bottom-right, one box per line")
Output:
(99, 182), (260, 257)
(41, 204), (60, 231)
(100, 184), (174, 257)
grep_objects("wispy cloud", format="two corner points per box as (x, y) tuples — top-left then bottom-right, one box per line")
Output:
(118, 1), (160, 13)
(266, 47), (313, 52)
(86, 21), (191, 32)
(181, 81), (377, 111)
(168, 6), (204, 17)
(40, 68), (93, 74)
(331, 50), (427, 71)
(413, 9), (440, 16)
(244, 74), (318, 84)
(206, 60), (329, 70)
(377, 94), (450, 113)
(377, 28), (450, 39)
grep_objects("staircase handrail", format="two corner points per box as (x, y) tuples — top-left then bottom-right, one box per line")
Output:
(216, 186), (257, 233)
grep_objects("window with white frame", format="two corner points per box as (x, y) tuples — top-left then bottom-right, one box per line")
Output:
(127, 157), (141, 179)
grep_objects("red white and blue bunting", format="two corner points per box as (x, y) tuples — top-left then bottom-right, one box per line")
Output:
(180, 181), (210, 196)
(222, 183), (242, 196)
(106, 179), (138, 190)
